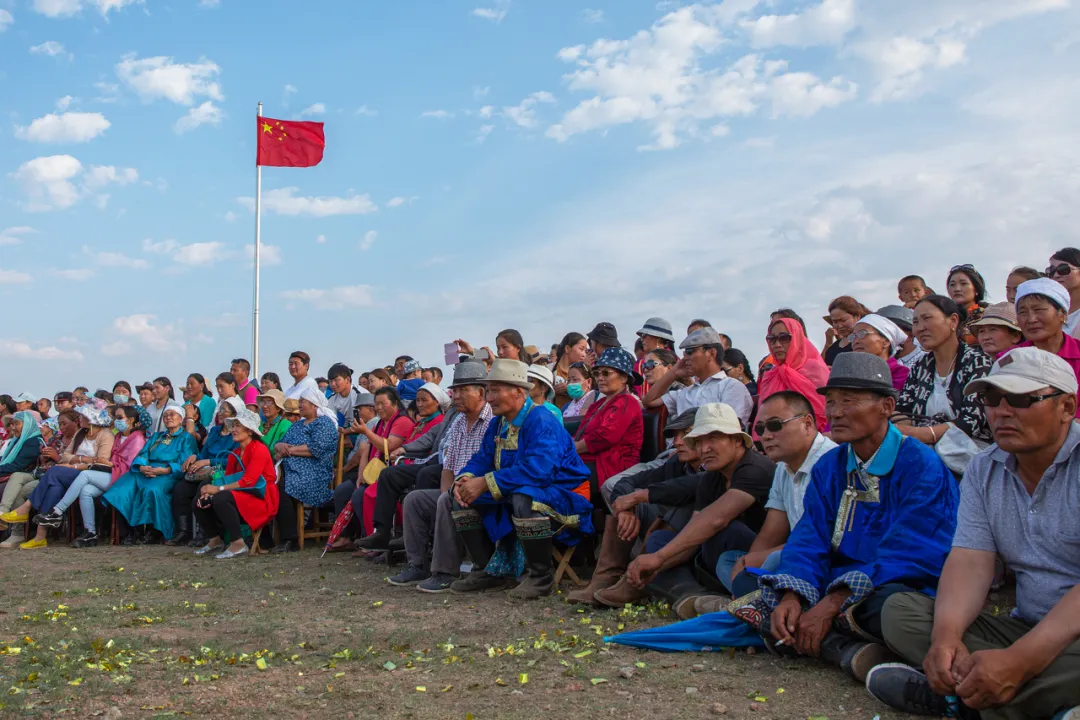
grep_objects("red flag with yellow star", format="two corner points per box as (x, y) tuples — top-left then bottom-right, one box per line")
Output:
(256, 116), (325, 167)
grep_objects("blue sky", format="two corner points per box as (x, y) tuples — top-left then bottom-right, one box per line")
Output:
(2, 0), (1079, 397)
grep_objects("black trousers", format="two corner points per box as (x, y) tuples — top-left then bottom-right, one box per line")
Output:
(172, 479), (207, 519)
(371, 461), (442, 534)
(276, 488), (299, 542)
(192, 491), (243, 542)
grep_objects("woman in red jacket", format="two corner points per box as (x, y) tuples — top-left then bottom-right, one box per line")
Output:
(574, 348), (644, 492)
(193, 408), (279, 560)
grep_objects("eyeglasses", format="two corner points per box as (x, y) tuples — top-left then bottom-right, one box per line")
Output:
(753, 414), (809, 436)
(223, 418), (238, 430)
(846, 329), (879, 342)
(765, 332), (793, 345)
(949, 263), (976, 274)
(1045, 263), (1075, 278)
(977, 389), (1064, 409)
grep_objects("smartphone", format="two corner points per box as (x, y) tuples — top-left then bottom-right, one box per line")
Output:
(474, 348), (491, 361)
(444, 342), (461, 365)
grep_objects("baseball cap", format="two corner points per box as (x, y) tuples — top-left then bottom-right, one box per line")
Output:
(964, 347), (1078, 396)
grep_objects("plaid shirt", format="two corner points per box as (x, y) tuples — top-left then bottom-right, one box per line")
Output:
(441, 404), (494, 475)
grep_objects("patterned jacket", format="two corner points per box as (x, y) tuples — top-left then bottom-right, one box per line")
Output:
(896, 341), (992, 443)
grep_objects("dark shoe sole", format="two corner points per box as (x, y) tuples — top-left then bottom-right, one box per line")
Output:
(417, 584), (453, 594)
(387, 576), (430, 587)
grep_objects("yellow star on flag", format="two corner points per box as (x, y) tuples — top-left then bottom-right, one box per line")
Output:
(262, 122), (273, 134)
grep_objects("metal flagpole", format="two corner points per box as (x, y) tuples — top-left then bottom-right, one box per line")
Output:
(252, 101), (263, 378)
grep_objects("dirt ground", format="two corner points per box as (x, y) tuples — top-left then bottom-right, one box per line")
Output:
(0, 546), (934, 719)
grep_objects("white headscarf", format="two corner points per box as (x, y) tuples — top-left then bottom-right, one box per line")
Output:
(858, 314), (906, 353)
(418, 382), (452, 412)
(300, 386), (338, 426)
(214, 396), (246, 425)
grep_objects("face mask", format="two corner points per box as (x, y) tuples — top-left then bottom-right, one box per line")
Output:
(114, 394), (130, 405)
(566, 383), (585, 400)
(114, 419), (129, 432)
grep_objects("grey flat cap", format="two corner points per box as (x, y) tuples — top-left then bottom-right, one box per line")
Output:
(679, 327), (723, 350)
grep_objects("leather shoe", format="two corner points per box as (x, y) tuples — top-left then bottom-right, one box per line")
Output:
(270, 540), (299, 554)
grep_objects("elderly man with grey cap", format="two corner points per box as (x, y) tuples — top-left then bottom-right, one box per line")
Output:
(388, 360), (495, 593)
(643, 326), (754, 428)
(731, 353), (957, 686)
(868, 347), (1080, 719)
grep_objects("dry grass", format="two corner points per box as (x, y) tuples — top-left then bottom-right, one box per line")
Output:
(0, 545), (921, 719)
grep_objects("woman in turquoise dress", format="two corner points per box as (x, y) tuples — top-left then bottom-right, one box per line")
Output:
(104, 403), (197, 544)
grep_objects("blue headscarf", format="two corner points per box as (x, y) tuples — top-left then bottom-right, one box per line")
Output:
(1, 410), (43, 466)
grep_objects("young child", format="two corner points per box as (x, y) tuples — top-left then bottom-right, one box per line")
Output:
(897, 275), (930, 308)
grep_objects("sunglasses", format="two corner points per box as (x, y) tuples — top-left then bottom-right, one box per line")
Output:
(1045, 263), (1075, 278)
(593, 368), (620, 379)
(753, 413), (809, 436)
(642, 360), (661, 372)
(949, 263), (976, 274)
(765, 332), (793, 344)
(977, 389), (1064, 409)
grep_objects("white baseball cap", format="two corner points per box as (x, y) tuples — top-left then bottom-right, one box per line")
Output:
(964, 347), (1078, 396)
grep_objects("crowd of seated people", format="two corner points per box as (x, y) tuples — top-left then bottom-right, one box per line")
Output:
(3, 253), (1080, 719)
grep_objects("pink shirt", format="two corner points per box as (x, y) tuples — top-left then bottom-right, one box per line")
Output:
(1018, 335), (1080, 418)
(111, 431), (147, 483)
(238, 380), (260, 406)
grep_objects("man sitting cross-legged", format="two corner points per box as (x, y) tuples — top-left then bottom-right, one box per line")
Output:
(450, 359), (593, 600)
(566, 408), (701, 606)
(714, 391), (837, 608)
(731, 353), (958, 684)
(387, 361), (494, 593)
(607, 403), (775, 619)
(867, 347), (1080, 719)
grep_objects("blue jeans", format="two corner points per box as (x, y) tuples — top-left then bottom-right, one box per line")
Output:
(715, 549), (783, 595)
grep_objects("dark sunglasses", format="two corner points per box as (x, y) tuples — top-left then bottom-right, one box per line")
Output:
(977, 389), (1064, 409)
(1045, 263), (1075, 278)
(753, 413), (809, 436)
(765, 332), (793, 345)
(949, 263), (976, 274)
(593, 368), (620, 379)
(642, 360), (661, 372)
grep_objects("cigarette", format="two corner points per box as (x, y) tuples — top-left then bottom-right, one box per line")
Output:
(775, 637), (792, 646)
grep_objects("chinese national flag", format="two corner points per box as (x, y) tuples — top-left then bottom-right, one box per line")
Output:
(256, 116), (325, 167)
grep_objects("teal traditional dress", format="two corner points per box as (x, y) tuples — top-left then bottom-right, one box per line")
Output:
(104, 429), (197, 538)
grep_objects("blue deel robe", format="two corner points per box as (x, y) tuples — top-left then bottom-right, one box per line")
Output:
(457, 398), (593, 545)
(198, 425), (237, 468)
(758, 424), (958, 612)
(104, 429), (198, 539)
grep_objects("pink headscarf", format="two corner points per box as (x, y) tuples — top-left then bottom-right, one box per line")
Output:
(757, 318), (830, 433)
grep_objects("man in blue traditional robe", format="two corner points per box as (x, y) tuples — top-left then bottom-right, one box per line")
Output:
(450, 359), (593, 600)
(731, 353), (958, 684)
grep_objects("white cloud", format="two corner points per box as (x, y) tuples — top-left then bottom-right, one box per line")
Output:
(15, 112), (111, 143)
(50, 268), (95, 281)
(386, 196), (419, 208)
(547, 7), (856, 150)
(173, 241), (230, 266)
(33, 0), (142, 17)
(741, 0), (856, 48)
(503, 90), (556, 129)
(355, 105), (377, 117)
(0, 226), (36, 246)
(5, 341), (83, 362)
(421, 109), (454, 120)
(12, 155), (82, 210)
(582, 8), (604, 24)
(855, 35), (967, 102)
(111, 313), (185, 353)
(236, 187), (378, 217)
(224, 210), (237, 223)
(244, 243), (282, 265)
(116, 54), (223, 105)
(284, 83), (297, 95)
(300, 102), (326, 116)
(0, 10), (12, 31)
(56, 95), (74, 110)
(473, 86), (490, 99)
(281, 285), (375, 310)
(478, 105), (494, 119)
(174, 101), (224, 133)
(141, 238), (178, 254)
(0, 268), (32, 284)
(471, 0), (509, 23)
(100, 341), (131, 356)
(315, 234), (327, 244)
(84, 246), (149, 269)
(30, 41), (70, 58)
(359, 230), (377, 251)
(83, 164), (138, 190)
(476, 124), (495, 144)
